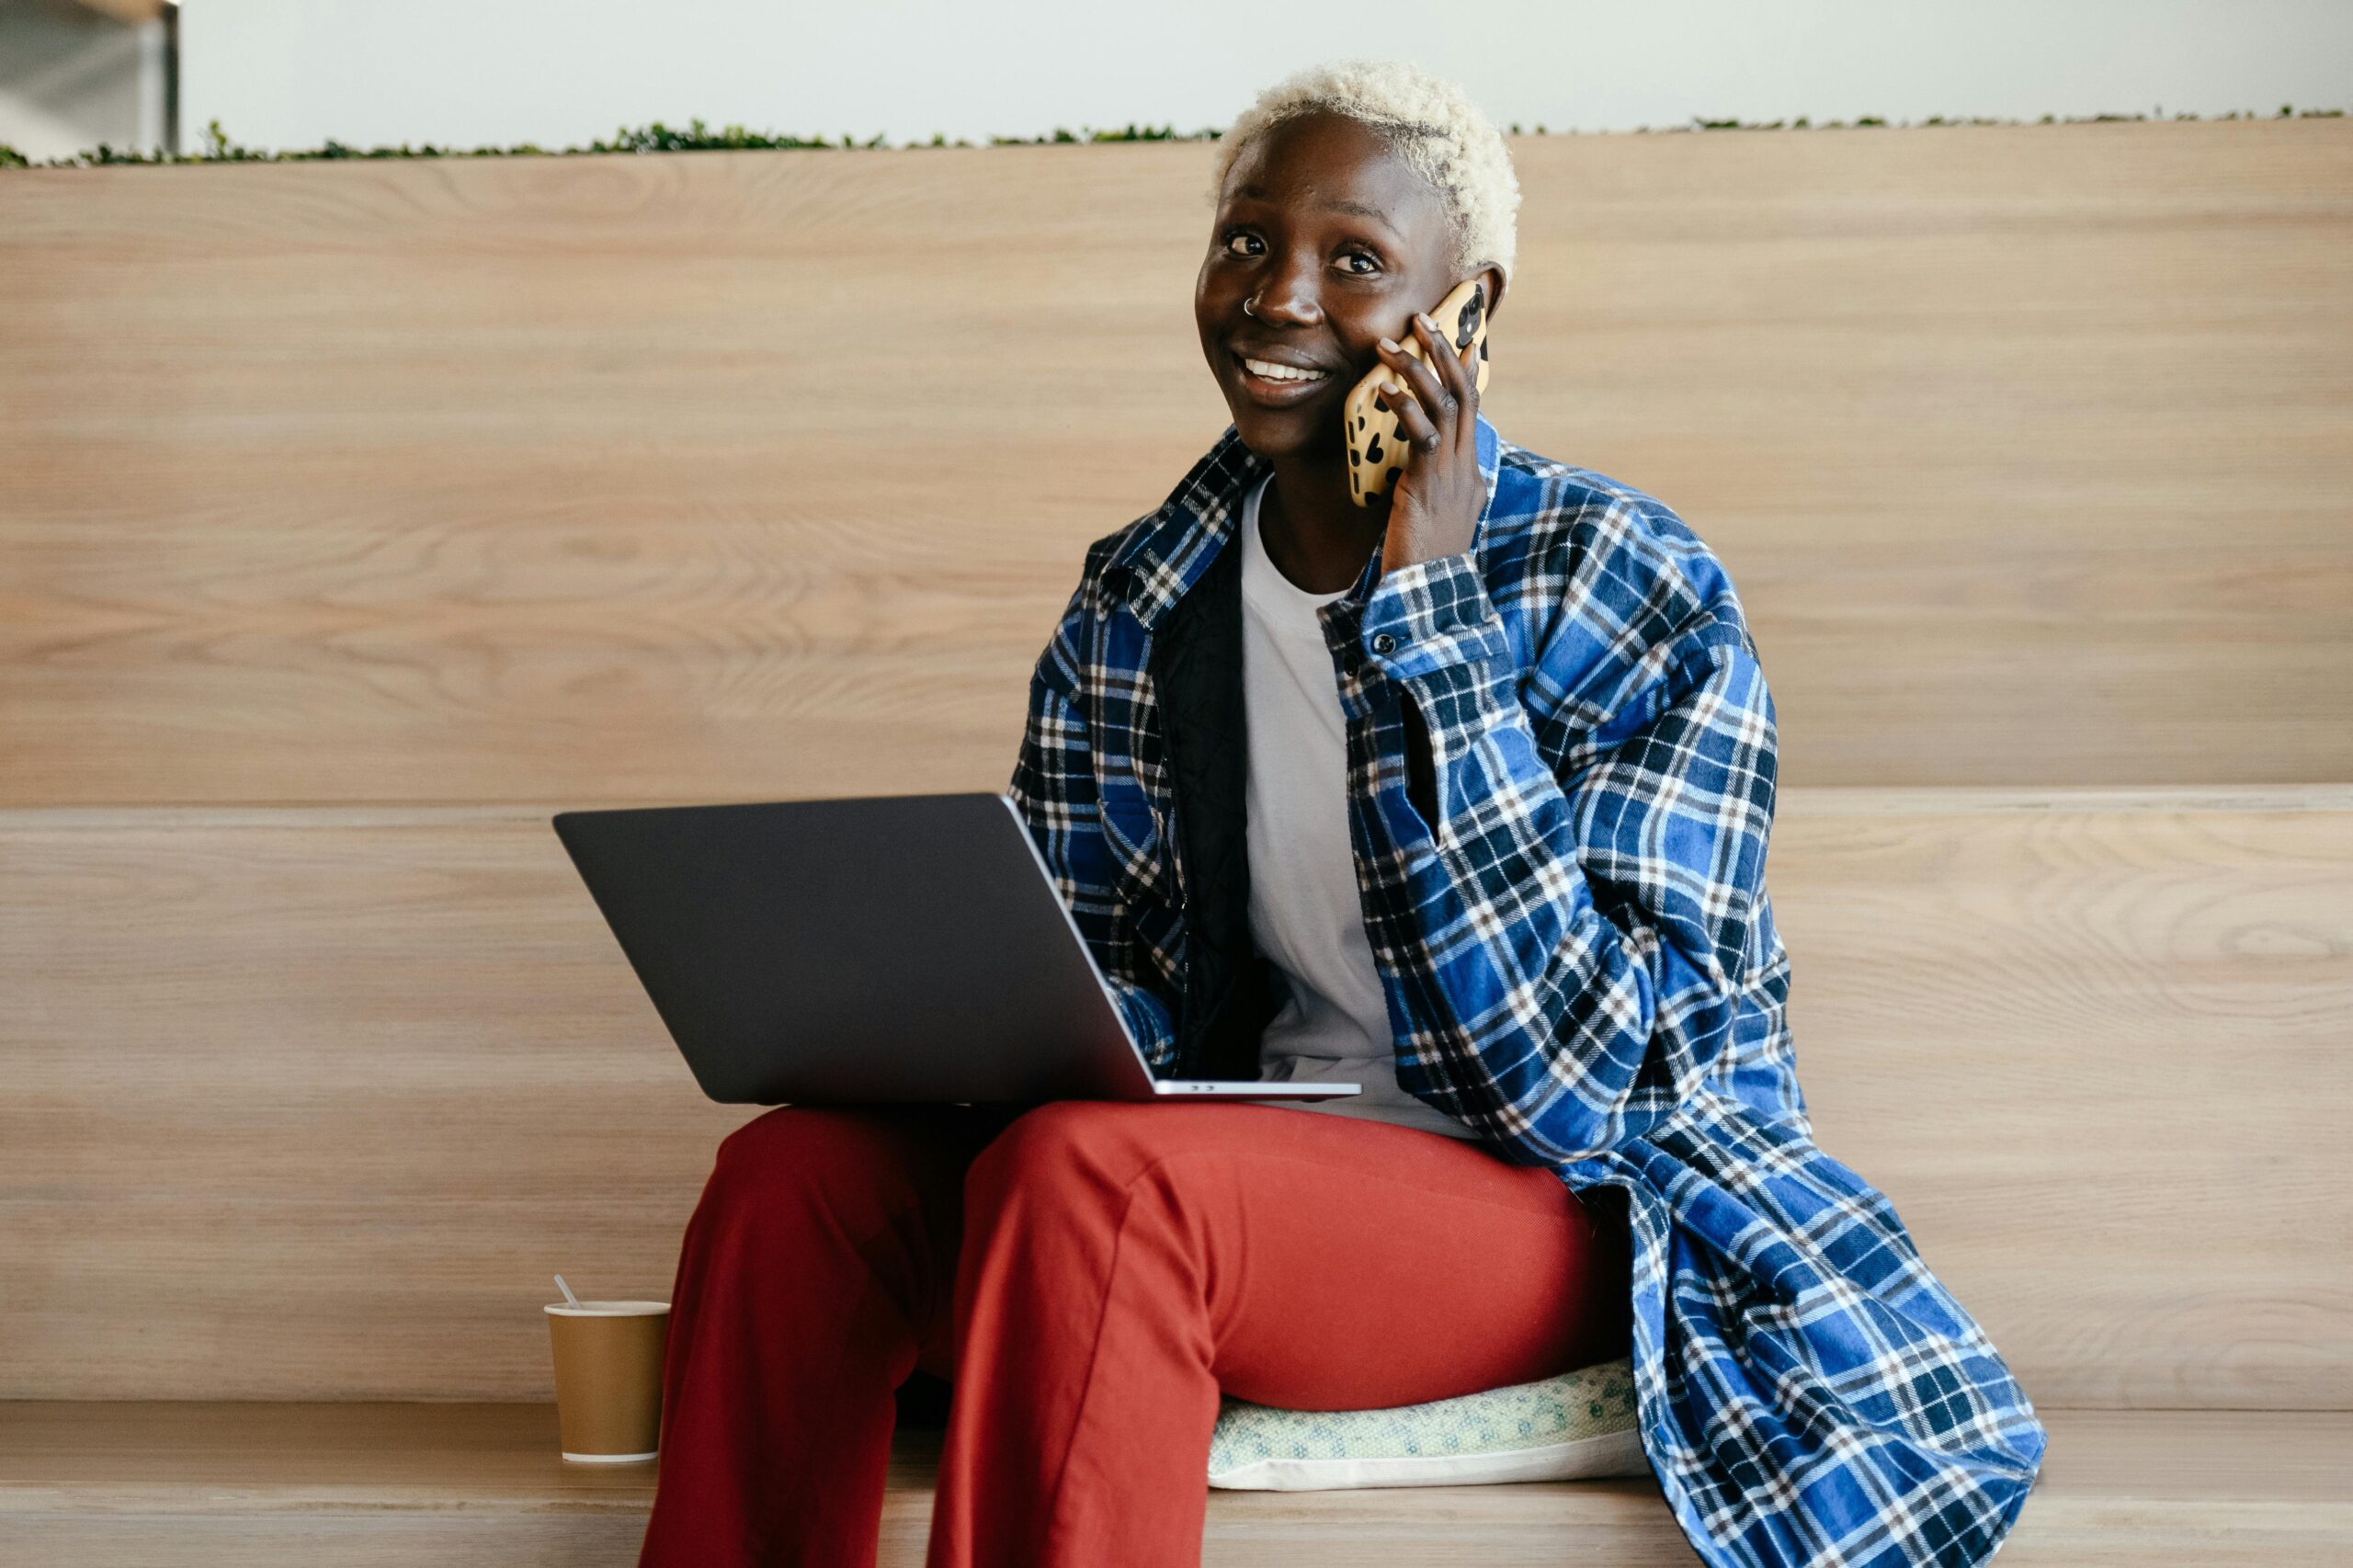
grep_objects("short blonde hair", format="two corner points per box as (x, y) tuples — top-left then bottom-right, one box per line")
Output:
(1211, 58), (1521, 287)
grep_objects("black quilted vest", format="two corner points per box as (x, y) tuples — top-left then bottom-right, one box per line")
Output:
(1144, 528), (1286, 1083)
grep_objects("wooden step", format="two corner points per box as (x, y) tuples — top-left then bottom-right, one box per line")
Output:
(1, 1402), (2347, 1567)
(4, 121), (2347, 800)
(5, 786), (2349, 1407)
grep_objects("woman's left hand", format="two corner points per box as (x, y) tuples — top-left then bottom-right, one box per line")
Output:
(1372, 309), (1484, 579)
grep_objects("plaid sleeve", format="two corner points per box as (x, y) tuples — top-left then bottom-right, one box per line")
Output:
(1006, 587), (1181, 1071)
(1358, 541), (1778, 1165)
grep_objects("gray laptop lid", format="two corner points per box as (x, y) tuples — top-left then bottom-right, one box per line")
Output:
(552, 791), (1183, 1105)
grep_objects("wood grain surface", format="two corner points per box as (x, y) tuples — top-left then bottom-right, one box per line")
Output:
(4, 121), (2348, 802)
(2, 1403), (2347, 1567)
(3, 786), (2345, 1405)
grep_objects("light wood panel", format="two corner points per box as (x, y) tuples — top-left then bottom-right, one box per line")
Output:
(3, 121), (2347, 803)
(3, 787), (2346, 1404)
(65, 0), (166, 24)
(1777, 786), (2353, 1410)
(0, 802), (758, 1403)
(2, 1403), (2348, 1567)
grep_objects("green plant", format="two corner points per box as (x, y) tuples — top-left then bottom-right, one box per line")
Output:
(4, 105), (2342, 172)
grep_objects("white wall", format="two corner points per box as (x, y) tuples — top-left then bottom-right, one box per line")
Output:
(173, 0), (2350, 155)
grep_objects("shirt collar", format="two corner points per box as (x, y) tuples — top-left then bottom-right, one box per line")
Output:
(1109, 410), (1503, 632)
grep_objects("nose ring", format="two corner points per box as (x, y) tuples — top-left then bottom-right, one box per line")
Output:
(1243, 296), (1259, 319)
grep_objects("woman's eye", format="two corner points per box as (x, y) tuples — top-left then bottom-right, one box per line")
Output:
(1222, 231), (1261, 256)
(1340, 251), (1381, 276)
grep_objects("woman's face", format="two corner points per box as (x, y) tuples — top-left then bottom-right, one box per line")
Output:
(1195, 109), (1488, 465)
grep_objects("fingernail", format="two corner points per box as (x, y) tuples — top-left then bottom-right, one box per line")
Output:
(1378, 335), (1397, 352)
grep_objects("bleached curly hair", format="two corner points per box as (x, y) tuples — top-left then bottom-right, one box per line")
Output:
(1211, 59), (1521, 288)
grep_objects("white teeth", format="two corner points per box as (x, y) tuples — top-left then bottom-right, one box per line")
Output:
(1242, 356), (1325, 382)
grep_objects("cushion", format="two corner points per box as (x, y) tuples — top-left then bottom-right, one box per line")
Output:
(1206, 1356), (1649, 1491)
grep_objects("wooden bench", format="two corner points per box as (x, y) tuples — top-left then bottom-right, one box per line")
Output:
(4, 118), (2348, 1564)
(5, 785), (2347, 1568)
(3, 789), (2346, 1412)
(6, 1403), (2349, 1567)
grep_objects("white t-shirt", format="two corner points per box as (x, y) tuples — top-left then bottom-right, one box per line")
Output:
(1237, 472), (1483, 1142)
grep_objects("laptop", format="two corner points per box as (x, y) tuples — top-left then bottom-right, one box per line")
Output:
(551, 791), (1362, 1108)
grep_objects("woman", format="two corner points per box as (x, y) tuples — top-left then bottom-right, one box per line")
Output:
(639, 60), (2046, 1568)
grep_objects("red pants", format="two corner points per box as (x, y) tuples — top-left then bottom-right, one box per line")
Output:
(636, 1098), (1633, 1568)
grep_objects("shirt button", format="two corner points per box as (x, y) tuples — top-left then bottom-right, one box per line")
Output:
(1371, 632), (1396, 654)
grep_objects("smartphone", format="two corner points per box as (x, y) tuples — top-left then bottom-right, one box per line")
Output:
(1343, 278), (1492, 507)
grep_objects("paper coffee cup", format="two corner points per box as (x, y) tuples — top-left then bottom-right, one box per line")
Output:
(545, 1299), (669, 1462)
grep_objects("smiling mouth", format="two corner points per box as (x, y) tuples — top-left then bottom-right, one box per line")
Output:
(1231, 349), (1334, 397)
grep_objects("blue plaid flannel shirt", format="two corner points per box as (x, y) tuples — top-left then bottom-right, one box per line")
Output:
(1009, 410), (2048, 1567)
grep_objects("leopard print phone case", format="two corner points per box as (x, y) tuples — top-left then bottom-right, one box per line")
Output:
(1344, 278), (1492, 507)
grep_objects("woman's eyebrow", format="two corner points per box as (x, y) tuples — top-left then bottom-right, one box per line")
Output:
(1231, 182), (1399, 238)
